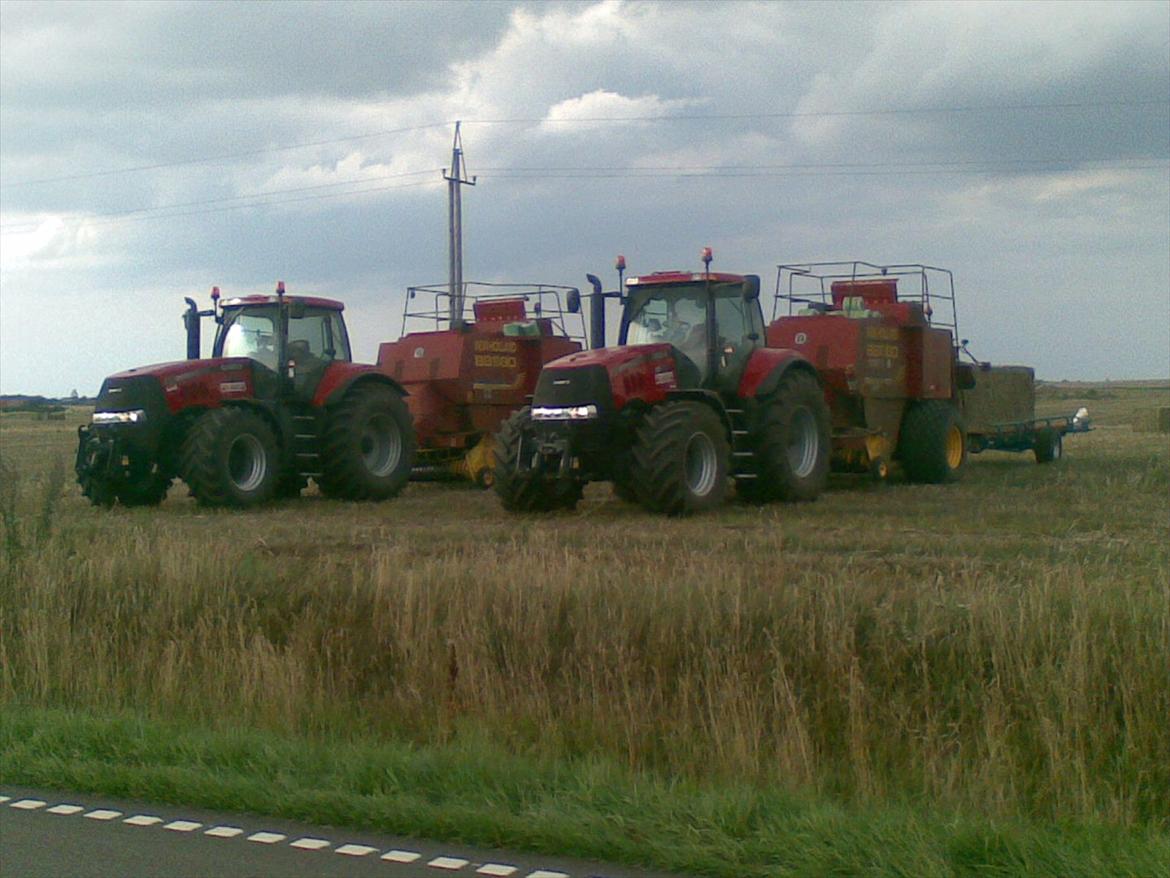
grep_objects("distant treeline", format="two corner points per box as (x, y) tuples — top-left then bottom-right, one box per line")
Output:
(0, 395), (92, 412)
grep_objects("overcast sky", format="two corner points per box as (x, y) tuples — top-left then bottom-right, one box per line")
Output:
(1, 0), (1167, 396)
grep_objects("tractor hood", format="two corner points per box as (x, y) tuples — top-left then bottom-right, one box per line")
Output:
(106, 357), (253, 383)
(543, 343), (675, 372)
(535, 342), (692, 414)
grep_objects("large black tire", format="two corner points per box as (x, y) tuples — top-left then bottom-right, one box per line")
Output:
(317, 384), (414, 501)
(1033, 428), (1063, 464)
(116, 472), (171, 507)
(898, 400), (967, 483)
(77, 439), (116, 508)
(737, 370), (830, 503)
(180, 407), (279, 507)
(631, 401), (730, 516)
(493, 406), (582, 512)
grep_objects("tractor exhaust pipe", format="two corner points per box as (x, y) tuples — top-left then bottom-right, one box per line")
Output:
(586, 274), (605, 350)
(184, 297), (200, 359)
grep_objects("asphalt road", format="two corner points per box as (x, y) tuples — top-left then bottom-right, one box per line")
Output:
(0, 787), (680, 878)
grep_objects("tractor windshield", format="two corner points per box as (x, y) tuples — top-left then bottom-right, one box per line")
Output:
(624, 281), (762, 382)
(219, 307), (279, 371)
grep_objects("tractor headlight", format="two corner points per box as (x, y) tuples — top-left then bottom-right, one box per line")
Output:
(92, 409), (147, 424)
(532, 404), (599, 421)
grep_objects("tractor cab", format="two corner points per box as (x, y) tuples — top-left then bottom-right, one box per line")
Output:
(620, 268), (764, 393)
(186, 284), (353, 402)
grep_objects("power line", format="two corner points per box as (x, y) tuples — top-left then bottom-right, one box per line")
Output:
(2, 97), (1164, 190)
(0, 168), (442, 231)
(0, 122), (452, 190)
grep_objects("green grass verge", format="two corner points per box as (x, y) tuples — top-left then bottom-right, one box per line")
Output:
(1, 706), (1166, 878)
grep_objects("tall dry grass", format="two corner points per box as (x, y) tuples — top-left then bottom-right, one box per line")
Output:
(1, 393), (1168, 828)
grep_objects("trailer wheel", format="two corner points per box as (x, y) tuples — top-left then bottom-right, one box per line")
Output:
(180, 407), (278, 507)
(493, 406), (581, 512)
(1034, 428), (1063, 464)
(898, 400), (967, 484)
(738, 370), (830, 503)
(631, 401), (729, 515)
(318, 384), (414, 501)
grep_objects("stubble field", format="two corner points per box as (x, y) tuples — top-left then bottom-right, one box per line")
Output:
(1, 383), (1168, 876)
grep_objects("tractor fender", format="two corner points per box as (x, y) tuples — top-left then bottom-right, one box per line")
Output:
(315, 364), (408, 408)
(738, 348), (821, 400)
(664, 389), (734, 439)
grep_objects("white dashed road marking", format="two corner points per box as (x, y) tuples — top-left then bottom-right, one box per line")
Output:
(10, 799), (47, 810)
(46, 804), (84, 815)
(124, 815), (164, 826)
(246, 831), (287, 844)
(205, 825), (244, 838)
(382, 849), (424, 863)
(164, 819), (203, 832)
(83, 809), (122, 821)
(289, 837), (332, 851)
(335, 843), (378, 857)
(429, 856), (471, 870)
(2, 790), (601, 877)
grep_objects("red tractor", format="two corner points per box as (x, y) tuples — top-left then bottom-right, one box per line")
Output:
(492, 250), (831, 515)
(76, 283), (415, 508)
(376, 282), (585, 487)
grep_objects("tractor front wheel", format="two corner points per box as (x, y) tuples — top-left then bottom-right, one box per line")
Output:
(898, 400), (967, 483)
(180, 407), (278, 507)
(493, 406), (582, 512)
(317, 384), (415, 501)
(116, 470), (171, 507)
(631, 401), (730, 515)
(738, 370), (830, 503)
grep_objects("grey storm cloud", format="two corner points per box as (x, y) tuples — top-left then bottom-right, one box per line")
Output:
(1, 0), (1168, 395)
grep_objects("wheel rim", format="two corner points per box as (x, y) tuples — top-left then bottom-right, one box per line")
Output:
(684, 431), (719, 497)
(228, 433), (267, 492)
(945, 424), (964, 470)
(786, 406), (820, 478)
(360, 414), (402, 477)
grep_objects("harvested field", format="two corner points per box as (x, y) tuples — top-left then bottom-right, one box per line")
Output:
(1, 382), (1168, 876)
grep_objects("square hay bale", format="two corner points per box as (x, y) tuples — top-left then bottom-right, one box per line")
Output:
(1132, 406), (1170, 433)
(961, 365), (1035, 433)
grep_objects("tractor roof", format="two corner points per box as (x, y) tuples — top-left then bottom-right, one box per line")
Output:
(220, 294), (345, 310)
(626, 271), (746, 287)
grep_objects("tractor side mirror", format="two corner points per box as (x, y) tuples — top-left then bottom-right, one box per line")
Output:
(567, 288), (581, 314)
(742, 275), (761, 302)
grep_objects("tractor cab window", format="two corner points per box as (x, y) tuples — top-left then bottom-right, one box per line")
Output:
(220, 309), (278, 371)
(288, 309), (351, 366)
(626, 286), (709, 376)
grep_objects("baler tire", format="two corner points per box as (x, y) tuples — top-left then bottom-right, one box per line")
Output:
(631, 401), (729, 516)
(899, 400), (967, 484)
(493, 406), (579, 512)
(180, 407), (279, 507)
(317, 384), (414, 501)
(737, 370), (830, 504)
(1033, 428), (1063, 464)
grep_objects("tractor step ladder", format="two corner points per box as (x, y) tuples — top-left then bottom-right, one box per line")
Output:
(291, 413), (323, 477)
(726, 407), (758, 480)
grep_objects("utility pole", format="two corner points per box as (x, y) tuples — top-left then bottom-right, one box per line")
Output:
(443, 121), (476, 326)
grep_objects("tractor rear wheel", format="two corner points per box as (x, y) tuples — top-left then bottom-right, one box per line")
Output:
(1033, 428), (1063, 463)
(899, 400), (967, 483)
(493, 406), (581, 512)
(317, 384), (414, 501)
(631, 401), (729, 515)
(180, 407), (278, 507)
(738, 370), (830, 503)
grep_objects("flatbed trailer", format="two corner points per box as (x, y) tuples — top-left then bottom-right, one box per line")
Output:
(968, 410), (1091, 463)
